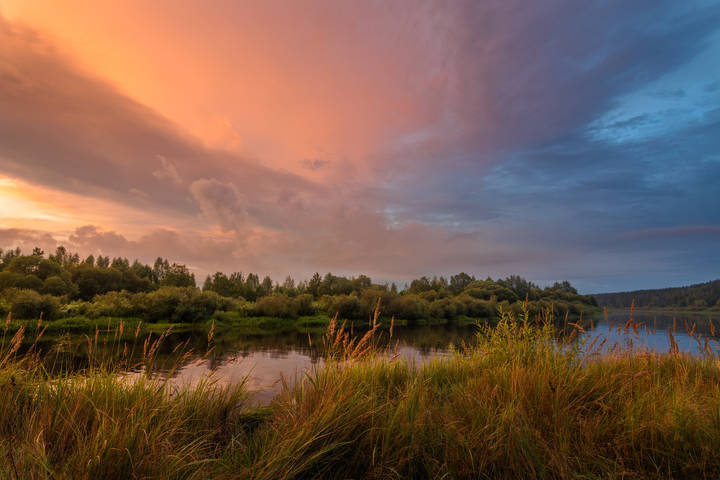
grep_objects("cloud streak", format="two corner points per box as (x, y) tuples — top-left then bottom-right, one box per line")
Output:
(1, 2), (719, 291)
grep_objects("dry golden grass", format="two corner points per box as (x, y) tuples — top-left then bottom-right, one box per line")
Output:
(2, 305), (720, 479)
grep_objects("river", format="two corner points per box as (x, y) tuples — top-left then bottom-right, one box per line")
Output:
(28, 310), (718, 404)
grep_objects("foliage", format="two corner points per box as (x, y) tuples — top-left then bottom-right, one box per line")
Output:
(0, 271), (43, 291)
(254, 294), (301, 318)
(85, 291), (140, 318)
(41, 275), (77, 296)
(82, 287), (230, 323)
(137, 287), (229, 323)
(1, 288), (60, 319)
(0, 245), (598, 325)
(595, 279), (720, 310)
(5, 255), (62, 279)
(387, 294), (429, 321)
(318, 294), (368, 320)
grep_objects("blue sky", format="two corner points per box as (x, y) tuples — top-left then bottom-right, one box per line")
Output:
(381, 1), (720, 291)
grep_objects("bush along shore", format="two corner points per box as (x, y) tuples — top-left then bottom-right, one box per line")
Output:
(0, 246), (598, 333)
(2, 306), (720, 479)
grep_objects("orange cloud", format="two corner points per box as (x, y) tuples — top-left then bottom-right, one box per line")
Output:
(1, 1), (464, 181)
(1, 11), (522, 282)
(0, 175), (198, 238)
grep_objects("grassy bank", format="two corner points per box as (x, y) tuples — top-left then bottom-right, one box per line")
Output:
(6, 312), (486, 339)
(5, 315), (203, 335)
(2, 310), (720, 479)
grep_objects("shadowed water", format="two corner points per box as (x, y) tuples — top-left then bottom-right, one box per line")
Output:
(27, 310), (718, 404)
(31, 323), (479, 404)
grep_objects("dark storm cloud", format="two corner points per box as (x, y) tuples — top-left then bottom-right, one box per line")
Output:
(378, 1), (720, 290)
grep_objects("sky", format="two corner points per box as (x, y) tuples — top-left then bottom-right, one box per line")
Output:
(0, 0), (719, 293)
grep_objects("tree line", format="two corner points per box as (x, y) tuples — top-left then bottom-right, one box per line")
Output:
(0, 246), (598, 322)
(594, 279), (720, 310)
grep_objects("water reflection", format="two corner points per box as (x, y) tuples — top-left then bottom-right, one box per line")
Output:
(31, 324), (479, 404)
(172, 324), (478, 403)
(26, 311), (718, 403)
(582, 310), (718, 355)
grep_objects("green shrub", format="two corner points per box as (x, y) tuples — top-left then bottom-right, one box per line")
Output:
(295, 293), (315, 316)
(72, 265), (123, 300)
(58, 300), (90, 317)
(388, 294), (429, 321)
(254, 294), (300, 318)
(455, 294), (495, 318)
(4, 288), (60, 319)
(5, 256), (62, 280)
(211, 310), (243, 323)
(464, 280), (519, 302)
(418, 289), (438, 302)
(320, 294), (369, 320)
(429, 297), (458, 319)
(358, 288), (396, 316)
(0, 271), (43, 292)
(86, 291), (139, 318)
(138, 287), (224, 323)
(41, 275), (76, 296)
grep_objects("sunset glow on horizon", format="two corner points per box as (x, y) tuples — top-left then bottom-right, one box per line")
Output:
(1, 1), (719, 292)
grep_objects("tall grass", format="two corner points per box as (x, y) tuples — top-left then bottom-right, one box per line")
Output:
(2, 306), (720, 479)
(230, 307), (720, 479)
(0, 314), (254, 479)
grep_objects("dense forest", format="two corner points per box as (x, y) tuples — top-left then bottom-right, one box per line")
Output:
(0, 246), (597, 324)
(594, 279), (720, 310)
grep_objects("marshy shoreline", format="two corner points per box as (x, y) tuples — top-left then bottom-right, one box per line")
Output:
(3, 309), (720, 479)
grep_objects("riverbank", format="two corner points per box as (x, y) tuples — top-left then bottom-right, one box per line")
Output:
(5, 312), (489, 338)
(608, 307), (720, 316)
(2, 311), (720, 479)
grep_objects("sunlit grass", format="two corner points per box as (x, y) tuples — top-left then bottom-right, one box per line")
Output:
(2, 305), (720, 479)
(0, 315), (254, 479)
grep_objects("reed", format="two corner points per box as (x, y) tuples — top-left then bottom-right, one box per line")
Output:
(233, 307), (720, 479)
(3, 307), (720, 479)
(0, 315), (253, 479)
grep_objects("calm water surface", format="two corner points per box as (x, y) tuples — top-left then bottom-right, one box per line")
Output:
(159, 311), (719, 403)
(168, 324), (478, 403)
(34, 310), (718, 404)
(583, 310), (718, 355)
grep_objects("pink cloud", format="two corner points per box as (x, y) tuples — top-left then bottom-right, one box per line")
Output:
(0, 13), (524, 281)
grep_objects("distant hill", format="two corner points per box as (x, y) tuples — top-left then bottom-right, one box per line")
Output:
(594, 279), (720, 310)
